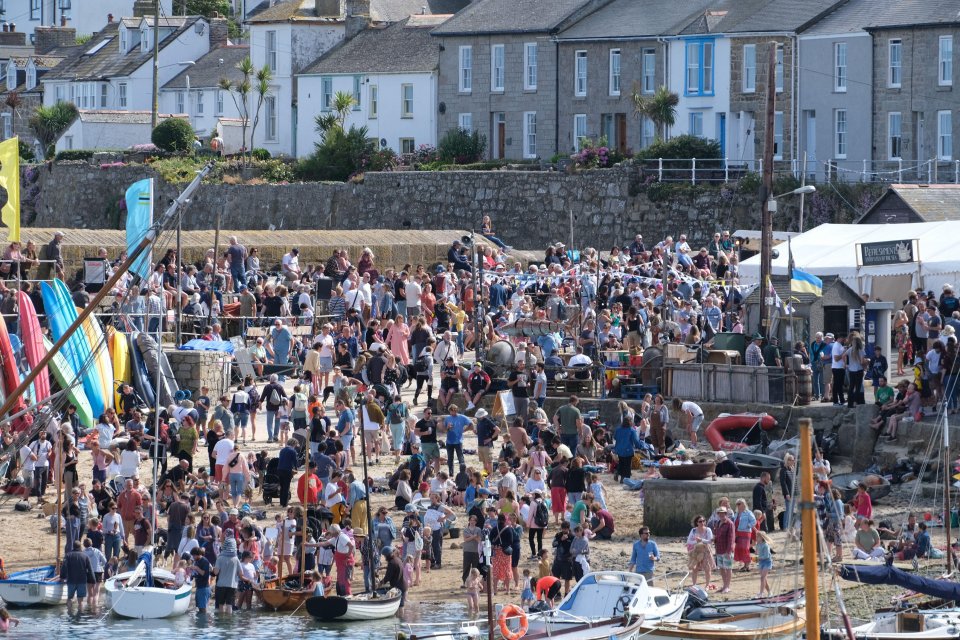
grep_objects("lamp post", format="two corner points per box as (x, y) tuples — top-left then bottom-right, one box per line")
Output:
(759, 185), (817, 331)
(151, 59), (195, 129)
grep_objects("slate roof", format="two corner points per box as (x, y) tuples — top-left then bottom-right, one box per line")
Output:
(673, 0), (844, 35)
(245, 0), (342, 23)
(43, 17), (204, 82)
(163, 45), (250, 89)
(558, 0), (713, 39)
(431, 0), (598, 36)
(76, 110), (187, 124)
(370, 0), (469, 23)
(857, 185), (960, 223)
(862, 0), (960, 29)
(302, 16), (445, 75)
(801, 0), (890, 35)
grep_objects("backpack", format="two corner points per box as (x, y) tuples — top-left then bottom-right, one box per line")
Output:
(534, 500), (550, 528)
(414, 355), (428, 374)
(269, 386), (282, 406)
(231, 393), (249, 414)
(387, 402), (405, 424)
(294, 393), (308, 412)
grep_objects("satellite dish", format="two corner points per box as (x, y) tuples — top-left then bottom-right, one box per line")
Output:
(380, 138), (387, 148)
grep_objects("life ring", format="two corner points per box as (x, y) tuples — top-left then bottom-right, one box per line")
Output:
(498, 604), (529, 640)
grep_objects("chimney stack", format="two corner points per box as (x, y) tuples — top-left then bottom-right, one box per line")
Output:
(34, 25), (77, 53)
(344, 0), (370, 38)
(2, 24), (8, 33)
(208, 16), (229, 49)
(0, 23), (25, 45)
(107, 13), (114, 23)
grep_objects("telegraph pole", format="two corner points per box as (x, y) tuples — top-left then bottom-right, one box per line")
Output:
(758, 42), (777, 334)
(150, 0), (160, 128)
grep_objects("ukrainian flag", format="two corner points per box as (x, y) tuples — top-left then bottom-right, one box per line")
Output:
(791, 268), (822, 297)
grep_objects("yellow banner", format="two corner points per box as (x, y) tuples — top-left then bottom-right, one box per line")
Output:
(0, 137), (19, 242)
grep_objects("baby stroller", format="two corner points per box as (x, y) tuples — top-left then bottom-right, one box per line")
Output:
(262, 457), (281, 505)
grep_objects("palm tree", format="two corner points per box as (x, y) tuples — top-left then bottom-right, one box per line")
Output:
(632, 84), (679, 141)
(219, 56), (254, 162)
(247, 64), (272, 162)
(314, 91), (355, 143)
(29, 102), (78, 159)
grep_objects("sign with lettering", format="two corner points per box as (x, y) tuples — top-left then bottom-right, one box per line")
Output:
(857, 240), (917, 266)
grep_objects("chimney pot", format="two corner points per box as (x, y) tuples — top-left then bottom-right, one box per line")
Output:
(60, 15), (66, 26)
(2, 24), (7, 33)
(9, 23), (14, 32)
(108, 13), (114, 23)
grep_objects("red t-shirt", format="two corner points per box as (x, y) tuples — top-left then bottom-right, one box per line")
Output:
(297, 472), (323, 505)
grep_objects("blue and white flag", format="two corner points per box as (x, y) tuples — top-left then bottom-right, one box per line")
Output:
(125, 178), (154, 280)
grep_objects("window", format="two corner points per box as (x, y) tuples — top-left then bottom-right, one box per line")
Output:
(119, 27), (127, 53)
(524, 43), (537, 90)
(573, 114), (586, 151)
(888, 112), (902, 160)
(835, 109), (847, 158)
(641, 117), (655, 148)
(400, 138), (415, 154)
(888, 39), (902, 87)
(574, 51), (587, 97)
(459, 113), (472, 130)
(940, 36), (953, 86)
(1, 114), (11, 140)
(266, 30), (277, 73)
(939, 110), (953, 160)
(775, 44), (783, 93)
(352, 76), (361, 109)
(321, 77), (332, 110)
(68, 84), (74, 104)
(458, 46), (472, 92)
(63, 135), (73, 150)
(55, 85), (64, 103)
(491, 44), (504, 92)
(216, 89), (223, 115)
(196, 90), (204, 115)
(641, 49), (655, 94)
(141, 28), (149, 53)
(176, 91), (184, 114)
(368, 85), (377, 118)
(743, 44), (756, 92)
(99, 84), (107, 108)
(834, 42), (847, 92)
(685, 39), (714, 96)
(609, 49), (621, 96)
(523, 111), (537, 158)
(265, 95), (277, 141)
(774, 111), (784, 160)
(401, 83), (413, 118)
(119, 83), (127, 108)
(5, 61), (12, 91)
(689, 112), (703, 137)
(30, 0), (40, 20)
(26, 64), (35, 91)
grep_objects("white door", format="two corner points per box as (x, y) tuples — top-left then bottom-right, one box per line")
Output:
(742, 111), (756, 168)
(805, 111), (816, 179)
(916, 112), (925, 179)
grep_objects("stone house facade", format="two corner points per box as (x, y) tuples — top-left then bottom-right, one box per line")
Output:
(867, 23), (960, 179)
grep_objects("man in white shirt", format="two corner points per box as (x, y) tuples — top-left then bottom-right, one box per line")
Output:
(405, 278), (422, 318)
(497, 462), (518, 497)
(18, 441), (37, 496)
(324, 471), (345, 508)
(434, 331), (459, 365)
(213, 434), (235, 484)
(676, 234), (693, 268)
(30, 431), (52, 502)
(281, 248), (301, 283)
(829, 333), (846, 405)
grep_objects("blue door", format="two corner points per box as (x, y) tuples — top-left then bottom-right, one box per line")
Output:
(718, 113), (727, 158)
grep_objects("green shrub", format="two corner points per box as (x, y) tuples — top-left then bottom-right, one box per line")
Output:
(18, 140), (35, 162)
(148, 155), (206, 183)
(296, 125), (375, 182)
(257, 158), (295, 183)
(251, 148), (271, 161)
(151, 118), (195, 153)
(437, 127), (486, 164)
(54, 149), (94, 162)
(635, 134), (721, 161)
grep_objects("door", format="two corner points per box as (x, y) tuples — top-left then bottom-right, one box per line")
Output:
(804, 111), (816, 179)
(742, 112), (756, 168)
(493, 112), (505, 159)
(916, 112), (925, 179)
(717, 113), (726, 158)
(616, 114), (627, 153)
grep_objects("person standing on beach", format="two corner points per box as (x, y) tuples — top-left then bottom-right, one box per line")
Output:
(62, 540), (94, 614)
(712, 506), (735, 594)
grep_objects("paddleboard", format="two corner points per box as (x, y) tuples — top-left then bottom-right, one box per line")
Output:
(0, 318), (25, 416)
(108, 327), (131, 410)
(77, 306), (114, 411)
(17, 291), (50, 403)
(136, 331), (180, 407)
(43, 337), (94, 426)
(128, 331), (156, 409)
(8, 334), (37, 407)
(49, 279), (105, 418)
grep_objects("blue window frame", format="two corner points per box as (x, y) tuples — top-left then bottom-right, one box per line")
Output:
(683, 38), (715, 97)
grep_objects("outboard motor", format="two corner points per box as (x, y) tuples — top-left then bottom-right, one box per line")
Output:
(685, 585), (709, 611)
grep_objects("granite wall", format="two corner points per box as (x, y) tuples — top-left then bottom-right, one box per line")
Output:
(23, 161), (781, 250)
(166, 349), (232, 401)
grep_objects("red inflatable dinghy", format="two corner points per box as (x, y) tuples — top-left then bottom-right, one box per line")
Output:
(704, 413), (778, 451)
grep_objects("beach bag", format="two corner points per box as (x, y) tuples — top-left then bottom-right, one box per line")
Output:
(534, 500), (549, 528)
(269, 387), (282, 406)
(414, 530), (424, 551)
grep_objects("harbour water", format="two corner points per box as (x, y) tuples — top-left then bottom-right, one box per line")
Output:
(6, 600), (469, 639)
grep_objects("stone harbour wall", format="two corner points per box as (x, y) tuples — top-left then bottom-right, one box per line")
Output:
(24, 162), (774, 250)
(166, 349), (232, 401)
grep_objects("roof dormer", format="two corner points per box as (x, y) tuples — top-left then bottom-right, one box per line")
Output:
(5, 59), (14, 92)
(25, 58), (35, 90)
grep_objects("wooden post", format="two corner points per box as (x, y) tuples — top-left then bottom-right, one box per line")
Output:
(799, 418), (820, 638)
(758, 42), (777, 335)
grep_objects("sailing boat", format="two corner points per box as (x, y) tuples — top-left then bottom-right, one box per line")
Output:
(0, 427), (66, 606)
(260, 490), (316, 611)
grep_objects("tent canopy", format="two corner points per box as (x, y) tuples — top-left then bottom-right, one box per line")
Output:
(738, 222), (960, 296)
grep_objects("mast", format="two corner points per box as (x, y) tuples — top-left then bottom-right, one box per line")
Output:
(799, 417), (820, 638)
(357, 396), (375, 593)
(944, 412), (953, 572)
(299, 492), (309, 586)
(54, 428), (63, 575)
(150, 314), (163, 545)
(0, 164), (213, 420)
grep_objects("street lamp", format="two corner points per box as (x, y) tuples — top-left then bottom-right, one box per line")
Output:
(152, 60), (196, 129)
(767, 184), (816, 212)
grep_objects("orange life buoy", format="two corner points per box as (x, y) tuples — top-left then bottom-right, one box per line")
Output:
(498, 604), (529, 640)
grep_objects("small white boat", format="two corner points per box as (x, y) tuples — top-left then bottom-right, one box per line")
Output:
(0, 565), (66, 606)
(305, 589), (403, 621)
(104, 561), (192, 619)
(638, 607), (806, 640)
(823, 609), (960, 639)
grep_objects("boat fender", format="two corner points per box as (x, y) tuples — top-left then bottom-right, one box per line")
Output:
(498, 604), (528, 640)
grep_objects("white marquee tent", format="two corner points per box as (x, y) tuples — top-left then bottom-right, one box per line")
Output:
(739, 222), (960, 302)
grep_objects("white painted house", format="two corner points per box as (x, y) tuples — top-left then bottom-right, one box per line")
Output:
(296, 15), (444, 156)
(54, 110), (186, 152)
(41, 15), (221, 113)
(160, 44), (248, 137)
(0, 0), (172, 42)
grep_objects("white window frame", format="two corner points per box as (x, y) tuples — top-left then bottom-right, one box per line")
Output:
(266, 30), (278, 73)
(5, 61), (13, 92)
(368, 85), (378, 119)
(30, 0), (40, 20)
(609, 49), (621, 96)
(459, 46), (472, 93)
(99, 83), (107, 108)
(196, 90), (204, 115)
(940, 36), (953, 86)
(642, 49), (655, 94)
(55, 85), (64, 103)
(523, 111), (537, 159)
(352, 76), (361, 109)
(1, 113), (12, 140)
(265, 95), (277, 142)
(743, 44), (756, 93)
(888, 112), (902, 160)
(216, 89), (224, 115)
(835, 109), (847, 159)
(26, 64), (36, 91)
(888, 39), (901, 88)
(176, 91), (184, 114)
(573, 113), (586, 151)
(773, 111), (784, 160)
(321, 76), (333, 110)
(775, 44), (784, 93)
(400, 138), (415, 154)
(491, 44), (505, 92)
(524, 43), (537, 90)
(938, 110), (953, 160)
(459, 113), (472, 130)
(401, 83), (413, 118)
(119, 83), (127, 108)
(641, 117), (655, 149)
(141, 28), (149, 54)
(689, 111), (704, 137)
(574, 50), (587, 97)
(834, 42), (847, 92)
(119, 27), (127, 53)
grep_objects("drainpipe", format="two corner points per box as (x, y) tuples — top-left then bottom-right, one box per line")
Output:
(553, 33), (560, 156)
(657, 37), (670, 139)
(791, 35), (797, 171)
